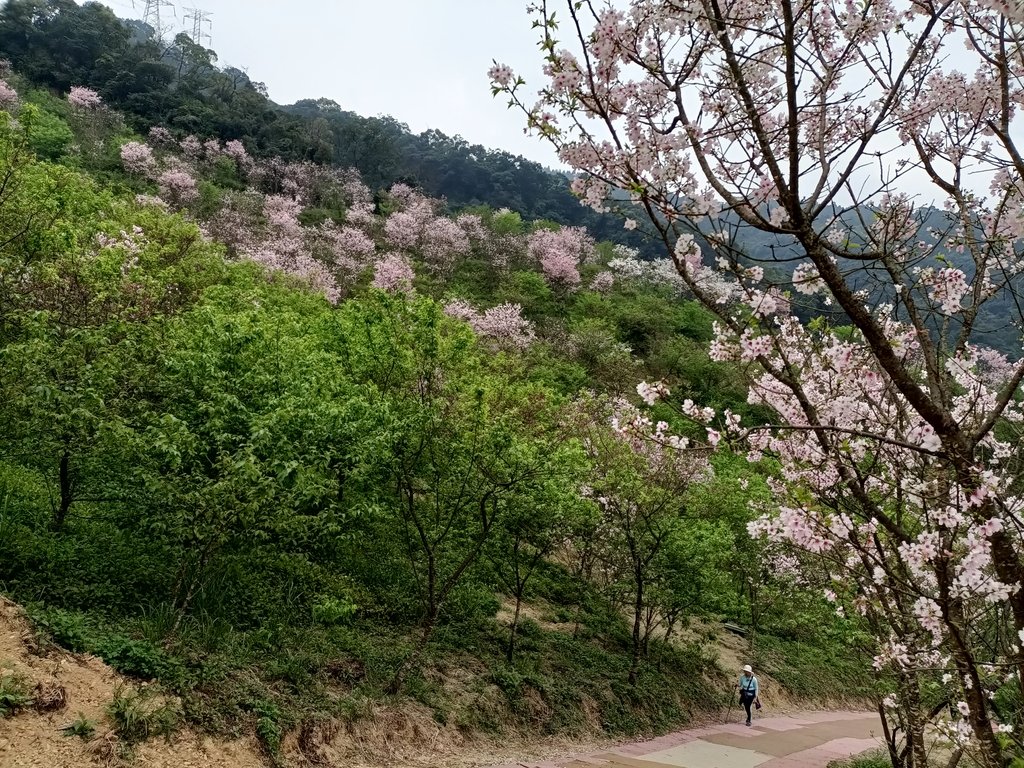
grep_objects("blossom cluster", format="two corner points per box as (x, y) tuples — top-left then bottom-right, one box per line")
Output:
(0, 79), (17, 109)
(67, 86), (102, 110)
(527, 227), (595, 289)
(443, 299), (536, 350)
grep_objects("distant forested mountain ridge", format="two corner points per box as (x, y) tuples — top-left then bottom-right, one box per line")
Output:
(0, 0), (654, 251)
(1, 0), (1017, 356)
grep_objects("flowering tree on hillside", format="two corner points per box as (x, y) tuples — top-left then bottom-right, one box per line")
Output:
(156, 167), (199, 209)
(569, 393), (713, 684)
(443, 299), (536, 350)
(0, 79), (17, 109)
(371, 253), (416, 294)
(383, 185), (470, 276)
(67, 86), (102, 110)
(492, 2), (1024, 765)
(119, 141), (156, 176)
(527, 226), (595, 289)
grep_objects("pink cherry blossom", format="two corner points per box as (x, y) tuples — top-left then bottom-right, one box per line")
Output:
(157, 168), (199, 208)
(371, 253), (415, 294)
(382, 195), (469, 275)
(119, 141), (156, 176)
(148, 126), (174, 146)
(67, 86), (102, 109)
(444, 299), (536, 350)
(134, 194), (168, 209)
(0, 79), (17, 109)
(180, 135), (203, 161)
(527, 227), (594, 289)
(345, 203), (377, 231)
(589, 271), (615, 292)
(488, 62), (515, 88)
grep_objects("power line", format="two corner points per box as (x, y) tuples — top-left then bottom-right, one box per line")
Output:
(142, 0), (176, 41)
(182, 7), (213, 47)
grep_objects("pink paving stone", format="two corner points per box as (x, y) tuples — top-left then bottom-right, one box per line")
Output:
(755, 737), (879, 768)
(616, 727), (716, 754)
(751, 718), (815, 732)
(797, 711), (871, 723)
(483, 714), (878, 768)
(714, 723), (764, 737)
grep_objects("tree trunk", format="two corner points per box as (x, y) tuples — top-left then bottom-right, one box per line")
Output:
(389, 609), (436, 694)
(53, 449), (72, 530)
(877, 702), (906, 768)
(629, 571), (644, 685)
(936, 557), (1007, 768)
(507, 588), (523, 662)
(904, 678), (928, 768)
(988, 530), (1024, 702)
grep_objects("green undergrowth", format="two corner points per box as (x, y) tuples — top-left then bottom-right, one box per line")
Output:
(19, 596), (724, 753)
(754, 633), (877, 702)
(3, 492), (731, 753)
(0, 670), (32, 717)
(827, 750), (890, 768)
(2, 469), (871, 754)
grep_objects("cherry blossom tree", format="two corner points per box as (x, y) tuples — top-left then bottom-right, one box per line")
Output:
(156, 167), (199, 209)
(494, 2), (1024, 764)
(0, 79), (17, 109)
(443, 299), (536, 350)
(202, 191), (263, 256)
(589, 270), (615, 293)
(383, 185), (470, 276)
(180, 134), (203, 161)
(371, 253), (416, 294)
(119, 141), (156, 176)
(67, 86), (102, 110)
(240, 193), (340, 303)
(314, 222), (376, 276)
(148, 126), (175, 147)
(526, 226), (594, 289)
(223, 139), (247, 161)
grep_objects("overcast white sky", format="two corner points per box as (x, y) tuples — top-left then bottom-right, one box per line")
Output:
(96, 0), (561, 167)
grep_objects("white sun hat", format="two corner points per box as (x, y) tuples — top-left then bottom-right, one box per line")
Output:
(743, 664), (753, 673)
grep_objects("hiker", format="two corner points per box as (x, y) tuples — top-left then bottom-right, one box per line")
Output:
(738, 664), (760, 726)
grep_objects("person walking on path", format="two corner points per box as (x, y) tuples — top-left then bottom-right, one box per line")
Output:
(738, 664), (759, 726)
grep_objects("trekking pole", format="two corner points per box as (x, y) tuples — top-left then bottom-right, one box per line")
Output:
(725, 687), (736, 724)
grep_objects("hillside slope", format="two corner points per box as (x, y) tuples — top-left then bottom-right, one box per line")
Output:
(0, 597), (865, 768)
(0, 596), (263, 767)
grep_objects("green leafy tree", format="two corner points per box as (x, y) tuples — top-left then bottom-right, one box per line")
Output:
(331, 294), (580, 689)
(570, 395), (712, 684)
(485, 453), (590, 661)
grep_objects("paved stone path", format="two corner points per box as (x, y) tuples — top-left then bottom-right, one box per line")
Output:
(491, 711), (880, 768)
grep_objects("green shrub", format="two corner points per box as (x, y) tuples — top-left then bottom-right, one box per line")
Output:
(60, 712), (97, 739)
(312, 596), (357, 626)
(94, 636), (185, 686)
(22, 104), (74, 159)
(31, 608), (93, 653)
(107, 683), (180, 744)
(0, 671), (31, 717)
(828, 750), (891, 768)
(249, 698), (285, 758)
